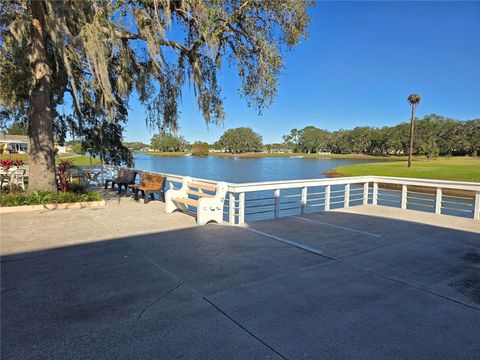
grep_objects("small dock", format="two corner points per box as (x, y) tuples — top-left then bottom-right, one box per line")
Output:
(1, 195), (479, 359)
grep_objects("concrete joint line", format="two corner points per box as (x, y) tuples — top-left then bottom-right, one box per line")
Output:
(137, 283), (182, 319)
(293, 216), (382, 238)
(203, 296), (290, 360)
(241, 226), (332, 258)
(374, 272), (480, 312)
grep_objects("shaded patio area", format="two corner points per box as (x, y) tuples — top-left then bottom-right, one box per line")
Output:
(1, 198), (479, 359)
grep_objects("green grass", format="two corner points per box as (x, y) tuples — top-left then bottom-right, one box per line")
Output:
(327, 158), (480, 182)
(0, 153), (101, 166)
(58, 154), (102, 166)
(1, 189), (103, 207)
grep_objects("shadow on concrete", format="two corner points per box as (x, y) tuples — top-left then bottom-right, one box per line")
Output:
(100, 187), (165, 203)
(1, 211), (480, 359)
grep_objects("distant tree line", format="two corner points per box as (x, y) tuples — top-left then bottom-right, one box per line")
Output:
(5, 122), (28, 136)
(149, 127), (264, 154)
(282, 114), (480, 157)
(124, 141), (150, 151)
(144, 114), (479, 157)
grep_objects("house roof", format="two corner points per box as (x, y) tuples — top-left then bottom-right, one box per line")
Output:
(0, 133), (28, 143)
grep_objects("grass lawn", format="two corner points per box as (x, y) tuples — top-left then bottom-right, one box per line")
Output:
(0, 153), (101, 166)
(327, 157), (480, 182)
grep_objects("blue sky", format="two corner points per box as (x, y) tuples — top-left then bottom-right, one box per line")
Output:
(124, 1), (480, 144)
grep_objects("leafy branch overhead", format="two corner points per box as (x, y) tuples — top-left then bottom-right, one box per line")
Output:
(0, 0), (311, 131)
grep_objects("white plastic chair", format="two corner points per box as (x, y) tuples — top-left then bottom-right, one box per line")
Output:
(101, 165), (116, 184)
(5, 168), (26, 191)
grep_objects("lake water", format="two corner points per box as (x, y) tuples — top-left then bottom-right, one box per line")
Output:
(133, 153), (377, 222)
(133, 153), (474, 220)
(133, 152), (374, 182)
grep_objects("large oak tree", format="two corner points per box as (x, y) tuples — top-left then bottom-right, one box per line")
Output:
(0, 0), (311, 190)
(216, 127), (262, 153)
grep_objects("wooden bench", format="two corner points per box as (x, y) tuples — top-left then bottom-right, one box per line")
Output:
(105, 168), (137, 194)
(127, 173), (166, 203)
(165, 176), (228, 226)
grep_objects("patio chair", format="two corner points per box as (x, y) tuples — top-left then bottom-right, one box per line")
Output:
(98, 164), (115, 184)
(127, 173), (166, 203)
(104, 167), (123, 189)
(1, 173), (9, 191)
(2, 168), (26, 191)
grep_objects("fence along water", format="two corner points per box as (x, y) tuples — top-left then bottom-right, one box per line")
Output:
(146, 170), (479, 224)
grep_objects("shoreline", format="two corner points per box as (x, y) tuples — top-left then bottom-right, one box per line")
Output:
(141, 151), (416, 161)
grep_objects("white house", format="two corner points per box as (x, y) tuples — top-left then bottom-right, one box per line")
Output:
(0, 133), (28, 153)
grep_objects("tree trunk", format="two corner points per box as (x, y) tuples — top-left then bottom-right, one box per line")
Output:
(407, 104), (416, 168)
(28, 1), (57, 191)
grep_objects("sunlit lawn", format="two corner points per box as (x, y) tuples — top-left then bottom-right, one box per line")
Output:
(0, 153), (101, 166)
(329, 157), (480, 182)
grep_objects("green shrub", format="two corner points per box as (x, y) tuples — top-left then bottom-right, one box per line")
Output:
(68, 182), (86, 193)
(192, 141), (209, 156)
(1, 190), (103, 207)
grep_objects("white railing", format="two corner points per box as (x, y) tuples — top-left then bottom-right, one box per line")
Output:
(226, 176), (480, 224)
(120, 168), (480, 224)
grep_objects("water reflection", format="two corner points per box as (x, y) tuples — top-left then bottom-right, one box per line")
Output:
(133, 152), (377, 182)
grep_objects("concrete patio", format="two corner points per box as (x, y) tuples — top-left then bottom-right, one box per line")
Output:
(1, 197), (479, 359)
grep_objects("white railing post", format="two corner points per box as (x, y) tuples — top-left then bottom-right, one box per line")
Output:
(372, 182), (378, 206)
(274, 189), (280, 218)
(474, 191), (480, 220)
(401, 185), (407, 210)
(238, 192), (245, 224)
(363, 182), (369, 205)
(435, 188), (442, 215)
(229, 193), (236, 225)
(344, 184), (350, 208)
(325, 185), (331, 211)
(301, 187), (308, 214)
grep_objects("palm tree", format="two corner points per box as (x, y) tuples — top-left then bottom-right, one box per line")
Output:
(407, 93), (421, 167)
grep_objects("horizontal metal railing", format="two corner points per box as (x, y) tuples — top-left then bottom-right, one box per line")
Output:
(226, 176), (480, 225)
(112, 167), (480, 225)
